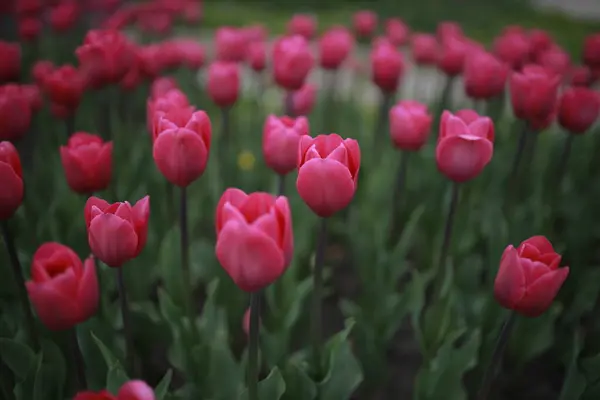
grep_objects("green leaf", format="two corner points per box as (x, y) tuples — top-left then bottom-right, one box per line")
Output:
(207, 339), (243, 399)
(90, 331), (129, 393)
(281, 362), (316, 400)
(40, 339), (67, 399)
(559, 330), (586, 400)
(0, 338), (36, 380)
(241, 367), (286, 400)
(155, 369), (173, 400)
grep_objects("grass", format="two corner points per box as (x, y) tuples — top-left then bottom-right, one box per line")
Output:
(189, 0), (597, 59)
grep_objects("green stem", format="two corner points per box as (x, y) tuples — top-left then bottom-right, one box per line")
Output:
(434, 183), (460, 297)
(277, 174), (286, 197)
(311, 217), (328, 378)
(179, 186), (195, 327)
(248, 292), (261, 400)
(116, 267), (137, 377)
(69, 328), (87, 390)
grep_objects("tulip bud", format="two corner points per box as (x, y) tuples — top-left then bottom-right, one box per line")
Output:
(438, 35), (468, 76)
(463, 51), (508, 100)
(272, 35), (314, 91)
(389, 100), (432, 151)
(215, 189), (294, 292)
(150, 77), (178, 99)
(528, 29), (553, 60)
(84, 196), (150, 267)
(0, 141), (24, 220)
(215, 26), (247, 63)
(558, 87), (600, 134)
(353, 10), (377, 39)
(384, 18), (409, 47)
(296, 134), (361, 217)
(117, 380), (156, 400)
(537, 46), (570, 79)
(247, 41), (267, 72)
(18, 17), (42, 42)
(263, 115), (310, 175)
(49, 2), (79, 33)
(319, 26), (354, 70)
(0, 41), (21, 83)
(492, 27), (530, 70)
(291, 83), (317, 116)
(207, 61), (240, 108)
(436, 21), (463, 42)
(0, 84), (32, 141)
(436, 110), (494, 182)
(494, 236), (569, 317)
(370, 40), (405, 93)
(153, 110), (212, 187)
(583, 33), (600, 70)
(568, 65), (592, 87)
(60, 133), (113, 194)
(286, 14), (316, 40)
(32, 60), (54, 87)
(26, 244), (98, 330)
(44, 64), (85, 114)
(509, 64), (560, 127)
(410, 33), (439, 66)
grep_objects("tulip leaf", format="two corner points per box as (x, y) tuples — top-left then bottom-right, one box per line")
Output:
(558, 330), (586, 400)
(240, 367), (286, 400)
(155, 369), (173, 400)
(207, 339), (243, 400)
(281, 362), (316, 400)
(90, 331), (129, 394)
(0, 338), (36, 380)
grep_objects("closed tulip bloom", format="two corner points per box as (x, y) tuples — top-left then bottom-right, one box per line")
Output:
(150, 77), (178, 99)
(22, 84), (42, 113)
(153, 110), (211, 187)
(60, 133), (112, 194)
(537, 46), (570, 79)
(247, 41), (267, 72)
(215, 26), (247, 62)
(371, 40), (405, 93)
(568, 65), (592, 87)
(44, 64), (85, 112)
(50, 2), (79, 33)
(296, 134), (360, 217)
(215, 188), (293, 292)
(494, 236), (569, 317)
(389, 100), (432, 151)
(492, 27), (530, 70)
(353, 10), (377, 39)
(583, 33), (600, 70)
(463, 50), (508, 100)
(528, 29), (553, 60)
(0, 84), (32, 141)
(436, 21), (463, 42)
(75, 380), (155, 400)
(272, 35), (314, 91)
(438, 35), (468, 76)
(558, 87), (600, 134)
(207, 61), (239, 108)
(286, 14), (316, 40)
(0, 41), (21, 83)
(509, 64), (560, 125)
(411, 33), (439, 66)
(18, 17), (41, 42)
(263, 115), (310, 175)
(0, 141), (23, 220)
(384, 18), (409, 47)
(84, 196), (150, 267)
(25, 243), (98, 331)
(291, 83), (317, 116)
(147, 88), (191, 137)
(32, 60), (54, 87)
(436, 110), (494, 182)
(319, 26), (354, 70)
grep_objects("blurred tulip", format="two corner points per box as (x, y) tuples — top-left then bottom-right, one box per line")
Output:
(50, 2), (79, 33)
(463, 50), (508, 100)
(291, 83), (317, 116)
(84, 196), (150, 267)
(207, 61), (239, 108)
(44, 64), (85, 114)
(0, 84), (32, 141)
(370, 40), (405, 93)
(296, 134), (360, 217)
(494, 236), (569, 317)
(16, 0), (42, 15)
(353, 10), (378, 39)
(215, 188), (293, 292)
(493, 27), (530, 70)
(31, 60), (54, 86)
(436, 21), (463, 42)
(263, 115), (310, 175)
(0, 41), (21, 83)
(438, 34), (468, 76)
(0, 141), (24, 220)
(21, 84), (42, 113)
(272, 35), (314, 91)
(153, 110), (211, 187)
(436, 110), (494, 182)
(537, 46), (570, 79)
(389, 100), (432, 151)
(384, 18), (409, 46)
(410, 33), (438, 66)
(528, 29), (553, 60)
(286, 14), (316, 40)
(182, 1), (202, 24)
(215, 26), (247, 62)
(171, 38), (205, 70)
(147, 88), (191, 138)
(74, 380), (155, 400)
(509, 64), (560, 127)
(25, 243), (98, 330)
(60, 133), (112, 194)
(74, 390), (116, 400)
(319, 26), (354, 70)
(150, 77), (178, 99)
(247, 41), (267, 72)
(243, 24), (268, 43)
(18, 17), (42, 42)
(558, 87), (600, 134)
(568, 65), (592, 87)
(583, 33), (600, 70)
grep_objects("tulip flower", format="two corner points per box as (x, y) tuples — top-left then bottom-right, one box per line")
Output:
(291, 83), (317, 116)
(583, 33), (600, 71)
(0, 141), (24, 221)
(215, 188), (293, 292)
(150, 77), (178, 99)
(296, 134), (361, 218)
(384, 18), (409, 47)
(147, 88), (191, 139)
(463, 50), (508, 100)
(75, 380), (156, 400)
(410, 33), (439, 66)
(286, 14), (316, 40)
(436, 110), (494, 183)
(509, 64), (560, 128)
(49, 2), (79, 33)
(436, 21), (463, 42)
(84, 196), (150, 268)
(537, 46), (571, 79)
(370, 40), (405, 94)
(558, 87), (600, 134)
(215, 26), (247, 63)
(18, 17), (41, 43)
(353, 10), (377, 39)
(319, 26), (354, 70)
(44, 64), (85, 127)
(0, 41), (21, 83)
(0, 84), (32, 141)
(528, 29), (553, 60)
(492, 27), (530, 70)
(207, 61), (240, 108)
(568, 65), (592, 87)
(263, 115), (310, 177)
(438, 34), (468, 77)
(247, 41), (267, 72)
(389, 100), (432, 151)
(60, 132), (112, 194)
(153, 110), (212, 187)
(31, 60), (54, 86)
(494, 236), (569, 317)
(272, 35), (314, 91)
(26, 243), (98, 330)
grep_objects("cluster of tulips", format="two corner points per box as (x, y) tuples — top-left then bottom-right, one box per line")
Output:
(0, 0), (600, 399)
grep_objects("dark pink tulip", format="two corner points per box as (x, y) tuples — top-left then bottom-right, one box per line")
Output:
(353, 10), (377, 39)
(215, 26), (247, 63)
(319, 26), (354, 70)
(272, 35), (314, 91)
(411, 33), (438, 66)
(247, 41), (267, 72)
(286, 14), (316, 40)
(384, 18), (409, 47)
(370, 40), (405, 93)
(509, 64), (560, 127)
(389, 100), (432, 151)
(493, 27), (530, 70)
(463, 50), (509, 100)
(291, 83), (317, 116)
(263, 115), (310, 175)
(207, 62), (240, 108)
(438, 35), (468, 76)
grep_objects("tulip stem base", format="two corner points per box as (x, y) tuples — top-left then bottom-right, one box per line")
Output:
(65, 114), (75, 138)
(374, 91), (394, 149)
(116, 267), (137, 377)
(248, 291), (261, 400)
(387, 151), (410, 247)
(179, 186), (195, 329)
(311, 217), (328, 379)
(68, 328), (87, 390)
(285, 91), (295, 117)
(277, 174), (286, 197)
(555, 133), (574, 193)
(1, 221), (40, 351)
(434, 183), (460, 298)
(477, 312), (517, 400)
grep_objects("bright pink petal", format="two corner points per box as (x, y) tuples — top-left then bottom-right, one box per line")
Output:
(88, 214), (138, 267)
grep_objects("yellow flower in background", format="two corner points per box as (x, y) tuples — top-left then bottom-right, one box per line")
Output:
(237, 150), (256, 171)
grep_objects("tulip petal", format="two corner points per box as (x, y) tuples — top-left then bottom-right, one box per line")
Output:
(117, 380), (155, 400)
(216, 188), (248, 233)
(516, 267), (569, 317)
(216, 221), (285, 292)
(84, 196), (110, 227)
(494, 245), (526, 310)
(436, 136), (493, 182)
(0, 161), (23, 220)
(26, 280), (79, 331)
(76, 257), (99, 324)
(521, 235), (555, 254)
(88, 214), (138, 267)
